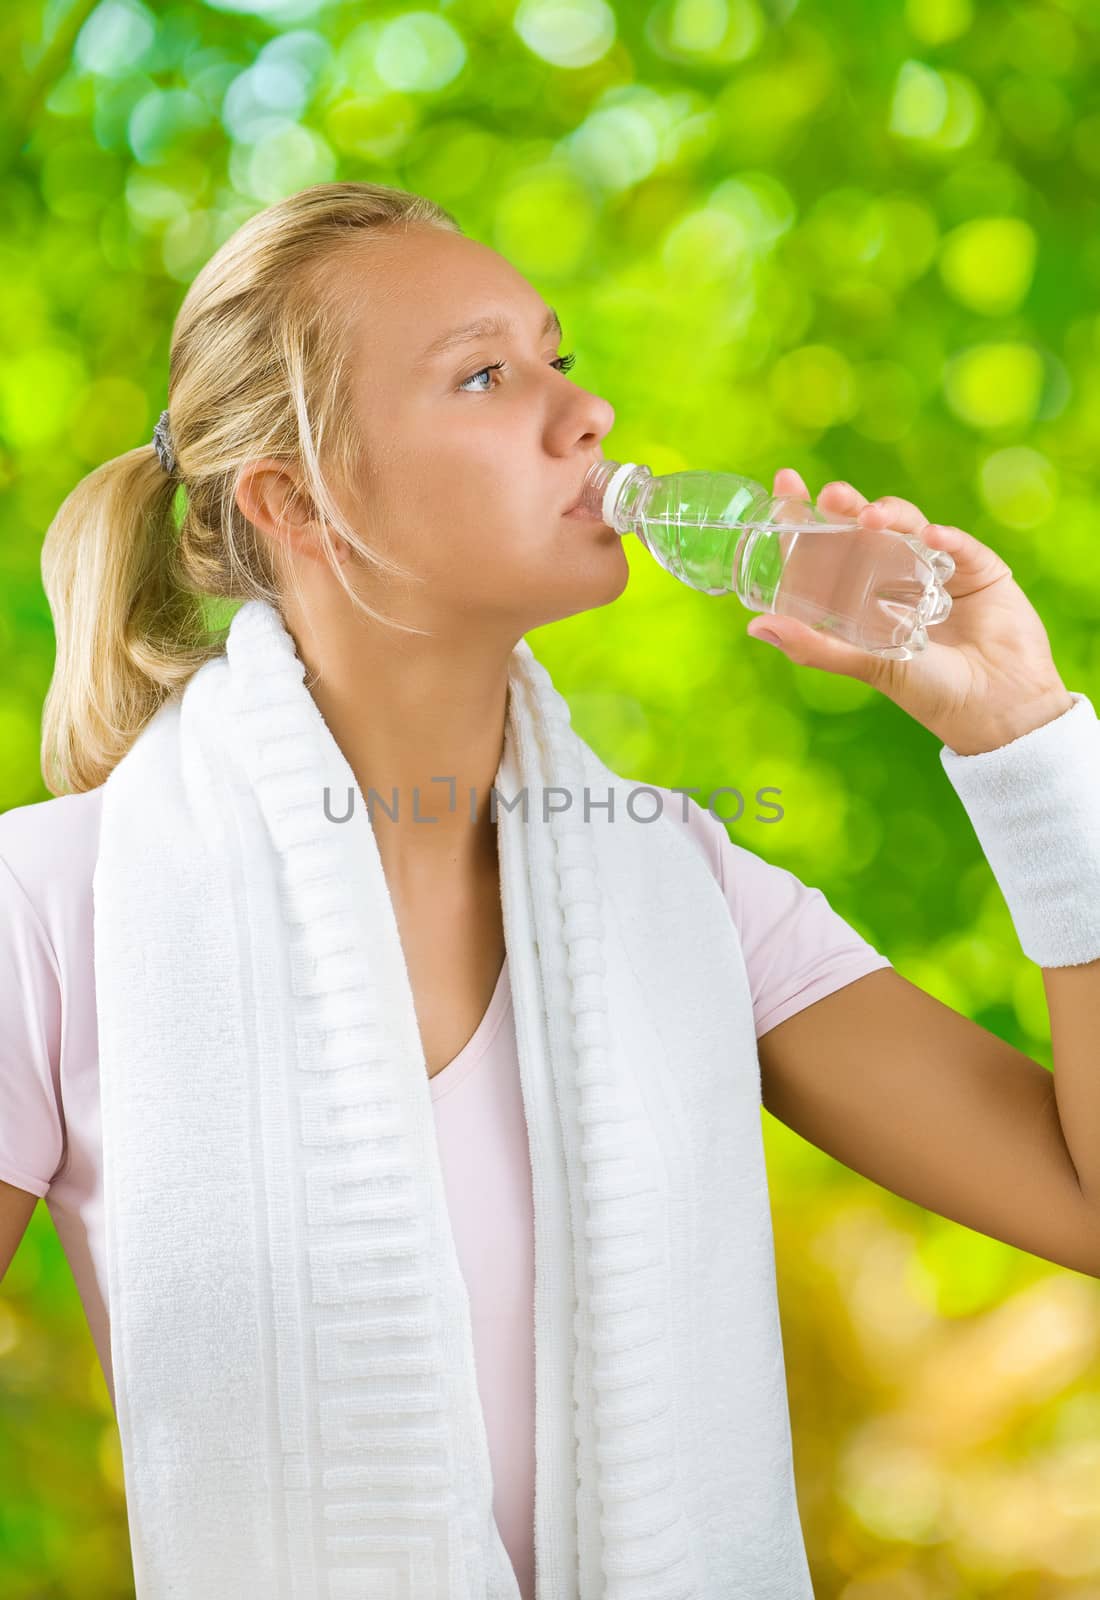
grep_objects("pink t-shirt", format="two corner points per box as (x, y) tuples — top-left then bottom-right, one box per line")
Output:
(0, 782), (892, 1600)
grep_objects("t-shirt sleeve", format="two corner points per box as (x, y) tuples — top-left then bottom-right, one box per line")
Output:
(0, 850), (65, 1198)
(665, 790), (894, 1039)
(718, 836), (894, 1037)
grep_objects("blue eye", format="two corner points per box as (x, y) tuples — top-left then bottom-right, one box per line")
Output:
(459, 352), (577, 393)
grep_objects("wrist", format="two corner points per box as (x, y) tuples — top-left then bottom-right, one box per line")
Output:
(946, 684), (1076, 757)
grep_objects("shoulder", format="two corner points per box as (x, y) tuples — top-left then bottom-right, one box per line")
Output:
(640, 783), (738, 894)
(640, 781), (843, 903)
(589, 766), (893, 1039)
(616, 779), (776, 907)
(0, 794), (97, 1200)
(642, 779), (888, 952)
(0, 787), (103, 880)
(0, 789), (103, 954)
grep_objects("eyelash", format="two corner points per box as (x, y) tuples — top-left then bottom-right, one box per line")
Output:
(458, 352), (577, 392)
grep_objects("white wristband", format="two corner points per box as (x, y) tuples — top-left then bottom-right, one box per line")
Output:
(939, 691), (1100, 968)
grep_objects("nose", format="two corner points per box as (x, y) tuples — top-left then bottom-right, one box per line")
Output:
(573, 386), (615, 444)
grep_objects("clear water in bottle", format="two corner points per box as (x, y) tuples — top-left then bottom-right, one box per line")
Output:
(575, 460), (955, 661)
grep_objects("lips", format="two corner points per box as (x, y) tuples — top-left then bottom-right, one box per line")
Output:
(563, 459), (606, 517)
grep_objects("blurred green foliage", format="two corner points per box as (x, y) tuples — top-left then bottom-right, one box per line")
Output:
(3, 0), (1100, 1593)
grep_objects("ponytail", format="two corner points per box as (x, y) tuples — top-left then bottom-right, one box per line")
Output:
(39, 444), (220, 795)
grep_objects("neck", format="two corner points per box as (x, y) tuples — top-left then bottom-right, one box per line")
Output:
(280, 590), (514, 885)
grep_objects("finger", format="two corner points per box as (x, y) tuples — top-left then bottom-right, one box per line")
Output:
(746, 614), (890, 687)
(816, 479), (869, 515)
(858, 495), (928, 537)
(916, 523), (1013, 591)
(773, 467), (810, 499)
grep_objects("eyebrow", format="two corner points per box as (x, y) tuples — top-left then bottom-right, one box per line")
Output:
(415, 306), (563, 369)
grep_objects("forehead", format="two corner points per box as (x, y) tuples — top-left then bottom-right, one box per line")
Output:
(339, 227), (548, 362)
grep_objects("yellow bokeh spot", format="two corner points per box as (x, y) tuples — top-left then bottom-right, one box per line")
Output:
(714, 56), (834, 161)
(1033, 493), (1100, 587)
(889, 60), (948, 138)
(768, 344), (858, 432)
(375, 13), (467, 93)
(710, 171), (796, 251)
(0, 344), (86, 448)
(942, 342), (1043, 431)
(670, 0), (731, 52)
(977, 445), (1058, 530)
(569, 98), (662, 193)
(0, 702), (41, 804)
(938, 217), (1037, 316)
(493, 167), (599, 277)
(889, 61), (983, 150)
(926, 69), (984, 150)
(234, 124), (337, 207)
(664, 0), (765, 62)
(325, 95), (419, 162)
(513, 0), (616, 69)
(904, 0), (973, 45)
(661, 205), (748, 284)
(403, 118), (497, 199)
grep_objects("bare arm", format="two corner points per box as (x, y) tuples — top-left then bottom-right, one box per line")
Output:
(744, 480), (1100, 1276)
(757, 965), (1100, 1279)
(1043, 960), (1100, 1211)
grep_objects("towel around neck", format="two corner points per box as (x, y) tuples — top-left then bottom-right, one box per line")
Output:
(92, 598), (816, 1599)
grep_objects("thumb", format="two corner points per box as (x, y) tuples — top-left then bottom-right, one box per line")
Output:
(746, 614), (889, 684)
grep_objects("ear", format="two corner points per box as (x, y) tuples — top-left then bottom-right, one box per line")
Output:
(236, 459), (330, 564)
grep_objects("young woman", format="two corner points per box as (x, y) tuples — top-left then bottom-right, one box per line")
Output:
(2, 181), (1098, 1600)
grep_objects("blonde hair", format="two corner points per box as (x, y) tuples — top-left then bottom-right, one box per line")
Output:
(39, 181), (464, 796)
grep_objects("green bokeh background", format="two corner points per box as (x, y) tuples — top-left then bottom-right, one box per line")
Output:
(4, 0), (1100, 1593)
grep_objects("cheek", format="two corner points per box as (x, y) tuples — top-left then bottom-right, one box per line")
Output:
(360, 428), (552, 574)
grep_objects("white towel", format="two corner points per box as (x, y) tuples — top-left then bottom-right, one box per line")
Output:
(93, 597), (817, 1599)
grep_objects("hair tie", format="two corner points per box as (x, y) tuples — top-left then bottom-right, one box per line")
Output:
(152, 409), (177, 476)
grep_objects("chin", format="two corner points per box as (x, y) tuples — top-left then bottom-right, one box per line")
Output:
(507, 525), (627, 621)
(598, 551), (631, 605)
(530, 551), (631, 629)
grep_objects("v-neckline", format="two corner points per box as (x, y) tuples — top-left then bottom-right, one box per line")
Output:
(428, 952), (511, 1100)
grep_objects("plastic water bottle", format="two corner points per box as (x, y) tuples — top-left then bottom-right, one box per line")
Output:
(576, 460), (955, 661)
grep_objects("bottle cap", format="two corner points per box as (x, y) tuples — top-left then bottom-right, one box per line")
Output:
(602, 461), (639, 530)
